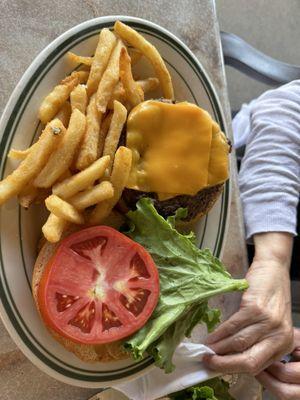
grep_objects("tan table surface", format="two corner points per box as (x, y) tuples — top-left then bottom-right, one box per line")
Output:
(0, 1), (252, 399)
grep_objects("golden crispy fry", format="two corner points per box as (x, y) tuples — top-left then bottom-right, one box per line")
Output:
(53, 155), (110, 199)
(70, 181), (114, 210)
(67, 48), (140, 68)
(128, 48), (142, 65)
(34, 109), (86, 188)
(8, 144), (36, 160)
(114, 21), (174, 99)
(67, 52), (93, 66)
(76, 94), (102, 170)
(18, 183), (39, 208)
(96, 40), (124, 114)
(107, 82), (126, 109)
(103, 100), (127, 173)
(86, 28), (117, 96)
(54, 101), (72, 127)
(38, 71), (88, 124)
(8, 148), (29, 160)
(137, 77), (159, 93)
(119, 48), (144, 107)
(88, 146), (132, 224)
(45, 194), (84, 224)
(63, 70), (89, 84)
(0, 119), (64, 205)
(98, 112), (113, 155)
(42, 213), (68, 243)
(70, 85), (88, 114)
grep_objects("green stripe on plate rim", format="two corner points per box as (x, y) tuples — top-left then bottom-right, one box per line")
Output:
(0, 19), (229, 381)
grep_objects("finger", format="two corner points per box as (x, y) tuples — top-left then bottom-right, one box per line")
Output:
(292, 350), (300, 361)
(267, 361), (300, 384)
(209, 323), (264, 355)
(257, 371), (300, 400)
(203, 338), (284, 375)
(291, 328), (300, 360)
(206, 308), (255, 344)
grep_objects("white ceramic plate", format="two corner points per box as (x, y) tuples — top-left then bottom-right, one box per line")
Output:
(0, 16), (230, 388)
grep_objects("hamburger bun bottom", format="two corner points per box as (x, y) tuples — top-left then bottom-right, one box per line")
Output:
(32, 238), (129, 363)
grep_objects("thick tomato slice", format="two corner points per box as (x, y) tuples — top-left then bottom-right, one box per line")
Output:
(38, 226), (159, 344)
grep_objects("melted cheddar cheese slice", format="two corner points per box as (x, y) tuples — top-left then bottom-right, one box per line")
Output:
(126, 100), (229, 200)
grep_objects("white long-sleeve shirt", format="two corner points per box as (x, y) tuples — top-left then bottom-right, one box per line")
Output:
(232, 80), (300, 240)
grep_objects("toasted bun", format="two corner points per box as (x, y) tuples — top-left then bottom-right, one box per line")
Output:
(122, 183), (224, 222)
(32, 239), (129, 363)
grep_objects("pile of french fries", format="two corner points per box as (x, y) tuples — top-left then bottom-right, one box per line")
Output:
(0, 21), (174, 243)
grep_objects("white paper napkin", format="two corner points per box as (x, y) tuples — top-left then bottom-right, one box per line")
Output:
(113, 342), (220, 400)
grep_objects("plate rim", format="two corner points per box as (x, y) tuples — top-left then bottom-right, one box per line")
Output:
(0, 15), (230, 387)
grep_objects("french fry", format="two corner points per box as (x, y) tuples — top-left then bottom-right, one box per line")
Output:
(119, 48), (144, 108)
(18, 183), (39, 208)
(0, 119), (64, 205)
(38, 70), (88, 124)
(137, 77), (159, 93)
(103, 100), (127, 173)
(8, 144), (36, 160)
(63, 70), (89, 84)
(34, 109), (86, 188)
(75, 94), (102, 170)
(107, 82), (126, 109)
(128, 48), (142, 65)
(96, 40), (124, 114)
(99, 112), (113, 155)
(42, 213), (68, 243)
(72, 71), (89, 85)
(114, 21), (174, 99)
(67, 48), (141, 68)
(8, 101), (73, 163)
(53, 155), (110, 199)
(70, 181), (114, 210)
(88, 146), (132, 225)
(70, 85), (88, 114)
(67, 52), (93, 66)
(86, 28), (117, 96)
(54, 101), (72, 127)
(45, 195), (84, 224)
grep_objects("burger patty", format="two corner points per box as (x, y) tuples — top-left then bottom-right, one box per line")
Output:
(122, 184), (224, 221)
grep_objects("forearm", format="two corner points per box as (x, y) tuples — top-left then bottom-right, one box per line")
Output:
(238, 81), (300, 240)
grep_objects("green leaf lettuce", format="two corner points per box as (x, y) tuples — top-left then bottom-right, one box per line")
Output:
(124, 198), (248, 372)
(169, 377), (235, 399)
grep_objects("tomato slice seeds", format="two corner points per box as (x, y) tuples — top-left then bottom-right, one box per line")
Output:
(38, 226), (160, 344)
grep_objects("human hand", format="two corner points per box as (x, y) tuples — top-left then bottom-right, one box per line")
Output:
(203, 233), (294, 375)
(256, 328), (300, 400)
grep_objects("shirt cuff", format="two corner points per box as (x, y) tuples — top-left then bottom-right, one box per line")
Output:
(242, 198), (298, 241)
